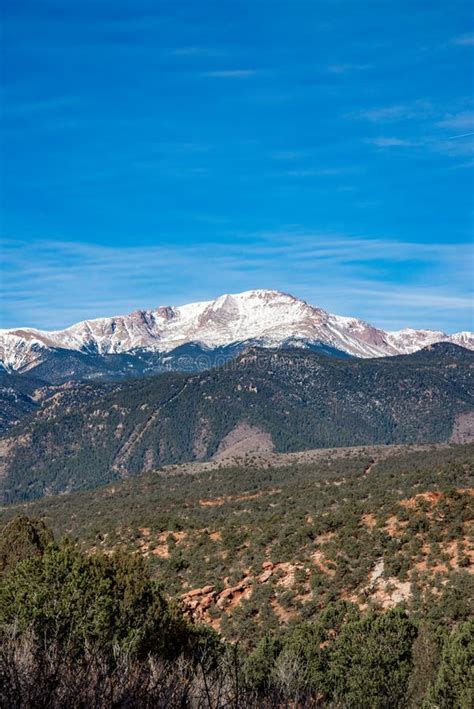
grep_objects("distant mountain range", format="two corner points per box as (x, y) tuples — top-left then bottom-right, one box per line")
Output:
(1, 290), (472, 383)
(1, 342), (473, 503)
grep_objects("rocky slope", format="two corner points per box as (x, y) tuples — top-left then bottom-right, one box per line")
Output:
(1, 290), (472, 383)
(1, 342), (472, 503)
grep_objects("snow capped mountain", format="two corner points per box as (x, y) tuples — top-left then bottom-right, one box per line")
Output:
(1, 289), (472, 375)
(384, 328), (448, 354)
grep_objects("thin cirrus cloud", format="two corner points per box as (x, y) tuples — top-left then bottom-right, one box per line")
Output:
(451, 34), (474, 46)
(346, 101), (434, 123)
(170, 46), (223, 57)
(366, 137), (415, 148)
(284, 167), (360, 177)
(327, 63), (371, 74)
(199, 69), (258, 78)
(270, 150), (312, 160)
(437, 111), (474, 131)
(2, 234), (471, 333)
(351, 105), (474, 157)
(365, 135), (474, 158)
(347, 105), (414, 122)
(349, 105), (474, 132)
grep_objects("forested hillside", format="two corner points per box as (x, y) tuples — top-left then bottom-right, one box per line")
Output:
(1, 343), (473, 503)
(0, 372), (44, 433)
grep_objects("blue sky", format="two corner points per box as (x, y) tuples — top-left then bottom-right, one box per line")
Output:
(1, 0), (473, 332)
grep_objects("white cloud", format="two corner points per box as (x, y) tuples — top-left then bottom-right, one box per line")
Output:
(2, 233), (471, 333)
(430, 137), (474, 157)
(437, 111), (474, 130)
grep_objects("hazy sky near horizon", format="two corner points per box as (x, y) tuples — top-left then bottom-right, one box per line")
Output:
(1, 0), (473, 332)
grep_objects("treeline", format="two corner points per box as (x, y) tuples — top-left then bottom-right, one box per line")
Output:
(1, 516), (472, 708)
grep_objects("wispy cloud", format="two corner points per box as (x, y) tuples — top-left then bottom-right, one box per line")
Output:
(347, 105), (411, 122)
(327, 63), (371, 74)
(200, 69), (258, 78)
(347, 101), (433, 123)
(451, 34), (474, 46)
(437, 111), (474, 131)
(447, 132), (474, 140)
(171, 46), (222, 57)
(356, 105), (474, 158)
(2, 233), (471, 333)
(270, 150), (311, 161)
(367, 137), (415, 147)
(430, 137), (474, 158)
(364, 134), (474, 158)
(284, 167), (359, 177)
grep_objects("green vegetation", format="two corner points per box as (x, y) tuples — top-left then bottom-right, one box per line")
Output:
(0, 542), (196, 661)
(1, 515), (473, 707)
(425, 619), (474, 708)
(1, 437), (472, 706)
(0, 515), (53, 575)
(0, 372), (42, 433)
(2, 343), (472, 503)
(2, 443), (473, 645)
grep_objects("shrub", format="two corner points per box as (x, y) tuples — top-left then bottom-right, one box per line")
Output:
(329, 608), (417, 708)
(0, 540), (208, 662)
(424, 619), (474, 709)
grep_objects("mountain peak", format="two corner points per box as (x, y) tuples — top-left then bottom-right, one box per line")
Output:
(0, 290), (472, 375)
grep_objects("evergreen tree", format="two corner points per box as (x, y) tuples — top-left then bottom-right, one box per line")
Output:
(424, 619), (474, 709)
(329, 608), (417, 708)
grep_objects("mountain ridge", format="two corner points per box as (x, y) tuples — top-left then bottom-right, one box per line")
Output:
(1, 341), (472, 504)
(1, 290), (472, 382)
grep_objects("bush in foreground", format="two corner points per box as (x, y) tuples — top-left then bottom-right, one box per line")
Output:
(1, 517), (473, 708)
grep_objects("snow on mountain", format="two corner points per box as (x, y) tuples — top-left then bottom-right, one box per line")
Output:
(384, 328), (448, 354)
(0, 289), (472, 373)
(451, 331), (474, 350)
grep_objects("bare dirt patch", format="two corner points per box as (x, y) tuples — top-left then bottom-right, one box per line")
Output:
(400, 491), (444, 510)
(192, 418), (211, 460)
(312, 550), (336, 577)
(199, 488), (281, 507)
(384, 515), (408, 537)
(213, 422), (274, 460)
(361, 513), (377, 529)
(450, 412), (474, 443)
